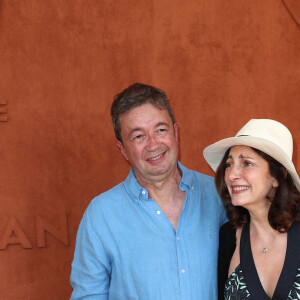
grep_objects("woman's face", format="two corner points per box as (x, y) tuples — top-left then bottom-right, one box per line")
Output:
(224, 145), (279, 211)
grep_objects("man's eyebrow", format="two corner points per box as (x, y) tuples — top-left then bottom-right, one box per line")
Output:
(155, 122), (170, 128)
(127, 122), (171, 139)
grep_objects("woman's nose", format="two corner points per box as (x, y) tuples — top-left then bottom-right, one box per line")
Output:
(226, 165), (241, 181)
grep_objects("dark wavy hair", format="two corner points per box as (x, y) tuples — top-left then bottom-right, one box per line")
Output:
(111, 83), (176, 143)
(215, 147), (300, 232)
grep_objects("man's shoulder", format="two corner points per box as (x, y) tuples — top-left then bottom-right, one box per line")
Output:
(179, 163), (219, 200)
(193, 171), (217, 194)
(192, 170), (214, 181)
(81, 181), (129, 224)
(182, 164), (215, 186)
(90, 181), (125, 206)
(77, 181), (132, 240)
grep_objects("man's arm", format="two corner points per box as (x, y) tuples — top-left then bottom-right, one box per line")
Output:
(70, 208), (111, 300)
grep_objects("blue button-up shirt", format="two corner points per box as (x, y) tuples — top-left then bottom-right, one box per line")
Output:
(70, 162), (227, 300)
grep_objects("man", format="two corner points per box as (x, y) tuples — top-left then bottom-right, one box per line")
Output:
(70, 83), (227, 299)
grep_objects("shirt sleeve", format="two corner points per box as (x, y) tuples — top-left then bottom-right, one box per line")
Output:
(70, 205), (111, 300)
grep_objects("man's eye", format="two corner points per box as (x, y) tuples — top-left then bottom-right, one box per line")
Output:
(133, 134), (144, 140)
(157, 128), (167, 134)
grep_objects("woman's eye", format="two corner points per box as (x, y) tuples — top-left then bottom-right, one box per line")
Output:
(225, 162), (232, 168)
(244, 161), (253, 167)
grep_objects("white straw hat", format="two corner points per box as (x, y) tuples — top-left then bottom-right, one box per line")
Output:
(203, 119), (300, 191)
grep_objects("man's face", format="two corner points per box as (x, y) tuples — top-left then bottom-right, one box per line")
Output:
(116, 103), (179, 185)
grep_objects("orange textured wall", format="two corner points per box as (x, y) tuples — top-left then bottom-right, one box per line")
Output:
(0, 0), (299, 299)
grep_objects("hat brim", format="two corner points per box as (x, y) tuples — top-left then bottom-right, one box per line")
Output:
(203, 136), (300, 191)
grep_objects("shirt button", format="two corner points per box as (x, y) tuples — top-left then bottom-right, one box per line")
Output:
(191, 186), (194, 190)
(156, 210), (161, 215)
(181, 269), (185, 273)
(142, 190), (146, 195)
(177, 237), (180, 240)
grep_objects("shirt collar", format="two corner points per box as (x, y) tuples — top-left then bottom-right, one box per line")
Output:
(123, 161), (195, 204)
(177, 161), (195, 192)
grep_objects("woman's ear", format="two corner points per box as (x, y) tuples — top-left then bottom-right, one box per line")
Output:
(282, 167), (288, 179)
(272, 179), (279, 188)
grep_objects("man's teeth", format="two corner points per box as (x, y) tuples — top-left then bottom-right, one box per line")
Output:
(233, 186), (249, 191)
(149, 154), (163, 161)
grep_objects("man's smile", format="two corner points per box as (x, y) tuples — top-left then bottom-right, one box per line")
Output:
(146, 151), (166, 162)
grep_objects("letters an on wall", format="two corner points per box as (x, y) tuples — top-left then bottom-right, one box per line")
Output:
(0, 215), (69, 250)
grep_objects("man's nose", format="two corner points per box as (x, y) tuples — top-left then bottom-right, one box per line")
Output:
(146, 134), (160, 150)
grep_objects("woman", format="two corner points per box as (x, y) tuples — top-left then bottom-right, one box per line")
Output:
(203, 119), (300, 300)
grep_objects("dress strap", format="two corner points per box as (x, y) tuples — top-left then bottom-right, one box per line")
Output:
(273, 223), (300, 299)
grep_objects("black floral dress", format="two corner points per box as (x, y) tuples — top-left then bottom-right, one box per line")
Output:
(223, 223), (300, 300)
(225, 265), (300, 299)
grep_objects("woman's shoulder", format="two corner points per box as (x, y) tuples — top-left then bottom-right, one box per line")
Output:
(220, 221), (236, 240)
(219, 222), (237, 263)
(218, 222), (237, 300)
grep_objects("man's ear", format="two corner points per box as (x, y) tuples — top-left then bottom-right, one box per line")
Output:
(116, 140), (128, 160)
(174, 123), (179, 142)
